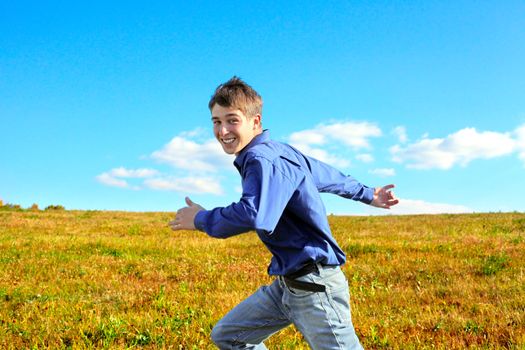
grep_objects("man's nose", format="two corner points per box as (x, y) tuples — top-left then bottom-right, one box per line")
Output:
(219, 125), (229, 136)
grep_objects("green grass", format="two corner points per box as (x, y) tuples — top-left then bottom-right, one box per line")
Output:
(0, 210), (524, 349)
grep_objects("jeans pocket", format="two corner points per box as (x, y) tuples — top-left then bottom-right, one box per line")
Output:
(320, 269), (352, 323)
(327, 284), (352, 324)
(284, 274), (319, 297)
(286, 285), (316, 297)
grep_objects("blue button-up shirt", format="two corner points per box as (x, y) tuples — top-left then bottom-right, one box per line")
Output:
(194, 130), (374, 276)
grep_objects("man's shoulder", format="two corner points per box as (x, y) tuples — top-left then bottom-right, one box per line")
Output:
(242, 141), (307, 174)
(244, 139), (290, 161)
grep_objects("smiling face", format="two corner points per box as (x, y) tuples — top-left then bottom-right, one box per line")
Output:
(211, 104), (262, 155)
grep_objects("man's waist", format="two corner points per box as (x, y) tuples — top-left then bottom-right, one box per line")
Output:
(279, 261), (340, 293)
(267, 249), (345, 276)
(284, 261), (322, 279)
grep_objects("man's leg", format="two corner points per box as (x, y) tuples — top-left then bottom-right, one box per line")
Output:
(211, 279), (292, 349)
(282, 265), (363, 350)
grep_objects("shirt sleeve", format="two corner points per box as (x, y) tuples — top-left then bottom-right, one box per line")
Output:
(303, 154), (375, 204)
(194, 156), (300, 239)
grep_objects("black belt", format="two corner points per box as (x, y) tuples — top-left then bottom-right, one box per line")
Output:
(282, 262), (326, 293)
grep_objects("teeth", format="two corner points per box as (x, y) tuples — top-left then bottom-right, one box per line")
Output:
(222, 138), (235, 144)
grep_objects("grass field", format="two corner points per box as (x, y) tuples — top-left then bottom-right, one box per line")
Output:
(0, 209), (524, 349)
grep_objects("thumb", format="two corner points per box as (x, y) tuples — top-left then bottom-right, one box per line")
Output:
(381, 184), (395, 192)
(185, 196), (194, 207)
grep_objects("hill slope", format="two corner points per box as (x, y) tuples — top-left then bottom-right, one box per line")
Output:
(1, 210), (524, 349)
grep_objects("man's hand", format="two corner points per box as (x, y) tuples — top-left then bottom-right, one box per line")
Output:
(370, 184), (399, 209)
(169, 197), (204, 231)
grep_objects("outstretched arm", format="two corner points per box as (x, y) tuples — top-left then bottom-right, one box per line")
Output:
(169, 157), (299, 238)
(296, 151), (399, 208)
(297, 152), (374, 203)
(370, 184), (399, 209)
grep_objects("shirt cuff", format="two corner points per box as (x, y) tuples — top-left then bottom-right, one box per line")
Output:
(194, 210), (209, 232)
(360, 186), (375, 204)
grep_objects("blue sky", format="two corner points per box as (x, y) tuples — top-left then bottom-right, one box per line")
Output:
(2, 1), (525, 215)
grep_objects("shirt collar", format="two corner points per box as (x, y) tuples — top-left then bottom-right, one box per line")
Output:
(234, 129), (270, 169)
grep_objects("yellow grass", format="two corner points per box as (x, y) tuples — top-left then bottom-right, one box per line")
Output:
(0, 209), (524, 349)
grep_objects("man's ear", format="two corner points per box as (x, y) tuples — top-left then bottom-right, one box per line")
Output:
(252, 114), (262, 130)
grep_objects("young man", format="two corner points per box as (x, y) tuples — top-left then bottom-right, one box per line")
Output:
(170, 77), (398, 349)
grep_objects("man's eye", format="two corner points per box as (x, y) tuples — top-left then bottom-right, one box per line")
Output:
(229, 119), (239, 124)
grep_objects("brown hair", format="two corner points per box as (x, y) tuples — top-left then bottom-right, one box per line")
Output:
(208, 76), (263, 118)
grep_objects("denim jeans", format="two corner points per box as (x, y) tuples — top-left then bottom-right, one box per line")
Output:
(211, 264), (363, 349)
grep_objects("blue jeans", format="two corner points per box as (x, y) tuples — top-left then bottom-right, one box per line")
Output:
(211, 264), (363, 349)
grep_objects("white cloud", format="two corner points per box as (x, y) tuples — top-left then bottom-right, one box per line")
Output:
(389, 198), (473, 215)
(292, 143), (350, 168)
(515, 124), (525, 164)
(179, 127), (208, 140)
(392, 126), (408, 143)
(288, 121), (382, 167)
(144, 176), (223, 195)
(109, 167), (158, 178)
(356, 153), (374, 163)
(369, 168), (396, 177)
(290, 130), (326, 145)
(391, 127), (516, 169)
(96, 167), (158, 189)
(97, 130), (233, 194)
(96, 173), (130, 188)
(151, 135), (232, 172)
(290, 121), (381, 149)
(367, 198), (474, 215)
